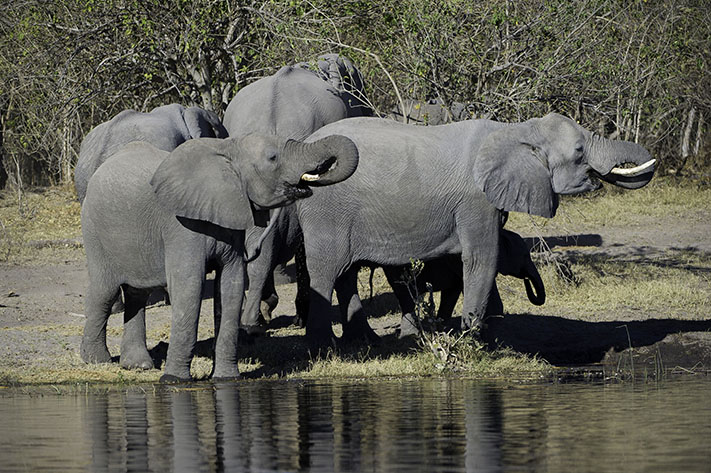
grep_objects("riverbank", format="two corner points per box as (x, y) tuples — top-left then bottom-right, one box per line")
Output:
(1, 177), (710, 386)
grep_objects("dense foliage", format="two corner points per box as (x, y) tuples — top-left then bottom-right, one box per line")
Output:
(1, 0), (708, 188)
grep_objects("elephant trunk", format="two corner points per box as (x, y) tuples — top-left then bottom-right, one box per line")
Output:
(244, 207), (282, 263)
(288, 134), (359, 186)
(587, 134), (656, 189)
(522, 262), (546, 306)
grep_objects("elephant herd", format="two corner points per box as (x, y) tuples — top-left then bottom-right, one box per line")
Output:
(75, 54), (656, 382)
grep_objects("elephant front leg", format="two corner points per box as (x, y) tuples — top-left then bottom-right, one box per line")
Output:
(212, 259), (245, 380)
(161, 268), (205, 383)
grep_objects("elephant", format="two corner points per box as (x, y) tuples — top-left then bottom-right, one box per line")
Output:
(385, 229), (546, 338)
(79, 132), (359, 381)
(297, 113), (655, 346)
(74, 103), (228, 203)
(222, 54), (371, 333)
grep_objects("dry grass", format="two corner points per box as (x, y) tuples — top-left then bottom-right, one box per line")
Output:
(1, 177), (709, 386)
(0, 184), (83, 264)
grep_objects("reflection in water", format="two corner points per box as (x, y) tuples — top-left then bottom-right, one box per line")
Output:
(1, 378), (710, 472)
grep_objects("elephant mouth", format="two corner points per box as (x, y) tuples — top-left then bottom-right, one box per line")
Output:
(284, 182), (314, 201)
(300, 156), (337, 183)
(284, 156), (337, 200)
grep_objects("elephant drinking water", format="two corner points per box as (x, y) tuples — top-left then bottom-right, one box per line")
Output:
(80, 133), (359, 381)
(297, 113), (655, 346)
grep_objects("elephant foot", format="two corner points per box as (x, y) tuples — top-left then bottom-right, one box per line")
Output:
(306, 325), (338, 352)
(398, 313), (420, 339)
(341, 321), (380, 345)
(462, 312), (485, 334)
(212, 365), (241, 380)
(259, 294), (279, 323)
(242, 324), (268, 336)
(159, 373), (192, 384)
(80, 340), (112, 364)
(120, 350), (154, 370)
(212, 375), (242, 383)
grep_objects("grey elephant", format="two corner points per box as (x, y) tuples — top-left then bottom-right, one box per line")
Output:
(298, 113), (655, 345)
(223, 54), (371, 333)
(74, 103), (228, 203)
(79, 133), (358, 381)
(385, 229), (545, 338)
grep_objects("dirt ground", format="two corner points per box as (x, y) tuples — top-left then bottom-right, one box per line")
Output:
(1, 196), (711, 383)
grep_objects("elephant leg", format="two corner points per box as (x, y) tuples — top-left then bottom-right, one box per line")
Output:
(161, 259), (206, 383)
(383, 266), (419, 339)
(437, 286), (462, 321)
(81, 278), (120, 364)
(259, 272), (278, 324)
(459, 220), (499, 331)
(120, 285), (154, 370)
(335, 267), (380, 344)
(293, 234), (310, 328)
(241, 257), (270, 335)
(212, 259), (245, 380)
(485, 281), (504, 316)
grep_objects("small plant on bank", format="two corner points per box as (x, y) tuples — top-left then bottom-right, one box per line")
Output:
(402, 259), (483, 369)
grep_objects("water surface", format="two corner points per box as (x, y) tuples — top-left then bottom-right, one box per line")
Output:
(1, 377), (709, 472)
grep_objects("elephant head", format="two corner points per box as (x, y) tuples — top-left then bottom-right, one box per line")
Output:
(473, 113), (655, 218)
(150, 134), (358, 230)
(497, 230), (545, 306)
(183, 106), (229, 139)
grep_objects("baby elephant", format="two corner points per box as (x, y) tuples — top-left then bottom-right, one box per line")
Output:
(80, 134), (358, 382)
(384, 229), (545, 338)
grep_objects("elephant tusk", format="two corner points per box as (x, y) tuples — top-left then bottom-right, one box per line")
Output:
(301, 172), (321, 182)
(609, 159), (656, 177)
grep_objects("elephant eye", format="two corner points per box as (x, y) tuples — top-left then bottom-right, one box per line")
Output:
(268, 154), (278, 162)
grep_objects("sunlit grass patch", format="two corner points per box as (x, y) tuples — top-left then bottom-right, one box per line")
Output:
(499, 249), (711, 320)
(297, 341), (551, 380)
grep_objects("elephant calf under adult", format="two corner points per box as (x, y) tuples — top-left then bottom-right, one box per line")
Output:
(80, 133), (358, 381)
(74, 103), (228, 203)
(298, 113), (655, 346)
(386, 229), (545, 338)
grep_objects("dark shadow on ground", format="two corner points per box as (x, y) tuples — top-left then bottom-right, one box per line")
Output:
(483, 313), (711, 368)
(524, 234), (603, 250)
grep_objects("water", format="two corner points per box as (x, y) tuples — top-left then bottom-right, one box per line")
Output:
(1, 378), (710, 472)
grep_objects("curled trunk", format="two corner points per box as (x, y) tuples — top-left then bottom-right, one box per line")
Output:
(286, 134), (359, 186)
(587, 135), (655, 189)
(523, 262), (546, 306)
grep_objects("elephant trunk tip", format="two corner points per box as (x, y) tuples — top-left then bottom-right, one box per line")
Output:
(524, 277), (546, 306)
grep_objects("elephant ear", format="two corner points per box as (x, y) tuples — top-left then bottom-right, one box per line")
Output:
(150, 139), (253, 230)
(184, 107), (229, 139)
(473, 124), (559, 218)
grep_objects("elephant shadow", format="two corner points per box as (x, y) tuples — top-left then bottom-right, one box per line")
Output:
(483, 314), (711, 367)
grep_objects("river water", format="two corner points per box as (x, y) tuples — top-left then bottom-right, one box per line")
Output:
(1, 377), (709, 472)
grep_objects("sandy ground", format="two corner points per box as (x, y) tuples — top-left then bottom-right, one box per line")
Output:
(1, 207), (710, 382)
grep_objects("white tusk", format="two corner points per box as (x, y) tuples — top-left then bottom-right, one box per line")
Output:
(301, 172), (321, 182)
(610, 159), (656, 177)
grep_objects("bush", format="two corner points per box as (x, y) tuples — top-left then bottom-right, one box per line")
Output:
(1, 0), (708, 188)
